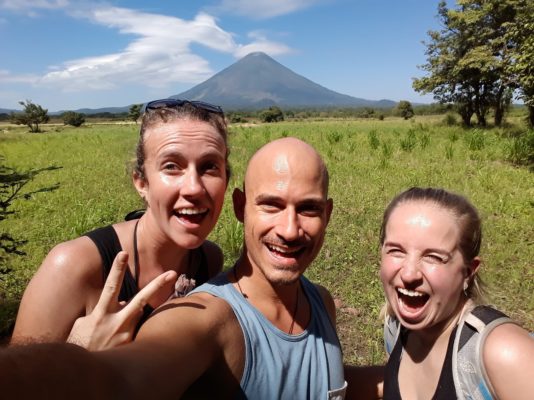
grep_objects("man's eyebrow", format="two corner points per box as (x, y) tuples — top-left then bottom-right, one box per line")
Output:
(254, 194), (283, 204)
(254, 194), (326, 206)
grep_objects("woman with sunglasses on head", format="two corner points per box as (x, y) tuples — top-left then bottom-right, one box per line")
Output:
(11, 99), (230, 349)
(380, 187), (534, 400)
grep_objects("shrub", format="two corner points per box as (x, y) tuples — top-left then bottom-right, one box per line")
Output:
(63, 111), (86, 127)
(442, 112), (457, 126)
(261, 106), (284, 123)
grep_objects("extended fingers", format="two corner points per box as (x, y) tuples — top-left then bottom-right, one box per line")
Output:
(121, 270), (178, 321)
(96, 251), (129, 312)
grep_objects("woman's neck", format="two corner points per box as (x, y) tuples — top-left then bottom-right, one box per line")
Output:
(135, 216), (189, 277)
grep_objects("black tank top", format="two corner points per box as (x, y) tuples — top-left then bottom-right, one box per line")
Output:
(85, 224), (211, 324)
(383, 326), (457, 399)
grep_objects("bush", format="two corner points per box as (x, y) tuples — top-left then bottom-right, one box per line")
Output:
(63, 111), (86, 127)
(228, 112), (248, 123)
(507, 130), (534, 170)
(442, 112), (457, 126)
(395, 100), (414, 120)
(261, 106), (284, 123)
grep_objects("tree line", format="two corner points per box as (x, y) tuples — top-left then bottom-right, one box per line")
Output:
(413, 0), (534, 127)
(5, 102), (144, 132)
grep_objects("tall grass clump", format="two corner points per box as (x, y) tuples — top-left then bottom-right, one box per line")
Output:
(506, 130), (534, 170)
(368, 129), (380, 150)
(448, 130), (459, 142)
(379, 140), (393, 168)
(465, 129), (486, 151)
(327, 130), (342, 144)
(419, 133), (431, 149)
(399, 129), (417, 152)
(445, 143), (454, 160)
(442, 112), (457, 126)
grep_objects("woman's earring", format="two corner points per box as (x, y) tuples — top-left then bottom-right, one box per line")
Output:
(463, 280), (469, 297)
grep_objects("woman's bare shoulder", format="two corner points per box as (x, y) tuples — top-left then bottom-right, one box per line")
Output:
(483, 322), (534, 400)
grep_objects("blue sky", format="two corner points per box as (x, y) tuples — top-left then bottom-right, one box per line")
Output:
(0, 0), (449, 111)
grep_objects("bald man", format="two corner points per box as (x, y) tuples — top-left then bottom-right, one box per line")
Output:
(1, 138), (381, 399)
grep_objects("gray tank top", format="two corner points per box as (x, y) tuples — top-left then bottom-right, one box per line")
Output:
(189, 272), (347, 399)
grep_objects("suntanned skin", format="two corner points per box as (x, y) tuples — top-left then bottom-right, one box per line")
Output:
(1, 138), (384, 399)
(483, 323), (534, 400)
(11, 119), (226, 347)
(381, 200), (534, 400)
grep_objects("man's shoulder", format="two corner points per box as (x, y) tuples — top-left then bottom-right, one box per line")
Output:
(147, 290), (237, 334)
(308, 281), (336, 326)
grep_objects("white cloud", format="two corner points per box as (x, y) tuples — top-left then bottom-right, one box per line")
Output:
(234, 31), (292, 58)
(0, 0), (69, 15)
(214, 0), (320, 19)
(0, 69), (39, 84)
(1, 5), (293, 94)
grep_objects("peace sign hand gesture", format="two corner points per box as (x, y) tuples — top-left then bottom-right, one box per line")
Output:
(67, 251), (177, 351)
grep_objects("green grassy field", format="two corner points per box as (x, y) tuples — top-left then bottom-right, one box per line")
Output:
(1, 117), (532, 364)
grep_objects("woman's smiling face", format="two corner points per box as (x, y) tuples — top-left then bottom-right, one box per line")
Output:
(135, 119), (227, 249)
(380, 201), (469, 332)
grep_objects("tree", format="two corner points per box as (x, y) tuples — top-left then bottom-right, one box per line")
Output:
(63, 111), (86, 127)
(413, 1), (520, 127)
(10, 100), (49, 132)
(261, 106), (284, 123)
(396, 101), (415, 120)
(129, 104), (143, 124)
(503, 0), (534, 126)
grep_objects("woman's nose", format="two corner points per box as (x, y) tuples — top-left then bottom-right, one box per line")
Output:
(181, 169), (204, 197)
(400, 257), (423, 283)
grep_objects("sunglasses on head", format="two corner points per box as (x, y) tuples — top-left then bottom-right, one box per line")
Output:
(145, 98), (224, 115)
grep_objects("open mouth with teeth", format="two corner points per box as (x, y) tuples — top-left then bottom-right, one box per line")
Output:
(174, 207), (209, 225)
(265, 243), (305, 259)
(397, 287), (430, 313)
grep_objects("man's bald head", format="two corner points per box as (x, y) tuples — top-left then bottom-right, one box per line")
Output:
(245, 137), (330, 198)
(232, 137), (333, 285)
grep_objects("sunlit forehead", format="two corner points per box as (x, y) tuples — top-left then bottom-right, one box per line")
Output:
(273, 155), (289, 174)
(276, 181), (288, 191)
(273, 154), (289, 191)
(406, 214), (431, 228)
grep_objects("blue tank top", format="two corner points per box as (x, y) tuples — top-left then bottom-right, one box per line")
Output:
(189, 273), (347, 399)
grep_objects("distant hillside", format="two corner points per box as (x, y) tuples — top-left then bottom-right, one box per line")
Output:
(1, 106), (130, 116)
(52, 106), (130, 116)
(173, 52), (396, 110)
